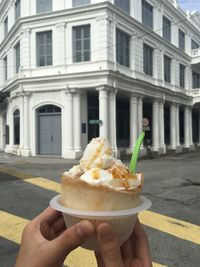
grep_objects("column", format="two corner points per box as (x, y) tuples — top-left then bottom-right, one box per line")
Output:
(0, 112), (3, 151)
(73, 92), (82, 153)
(130, 95), (138, 149)
(176, 105), (180, 147)
(184, 106), (190, 148)
(109, 89), (117, 153)
(198, 111), (200, 145)
(5, 98), (13, 153)
(152, 99), (160, 151)
(189, 108), (193, 146)
(170, 103), (177, 149)
(137, 97), (143, 136)
(99, 87), (108, 138)
(21, 94), (31, 156)
(159, 101), (165, 150)
(65, 91), (73, 150)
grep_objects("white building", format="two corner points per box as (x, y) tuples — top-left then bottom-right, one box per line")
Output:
(0, 0), (200, 158)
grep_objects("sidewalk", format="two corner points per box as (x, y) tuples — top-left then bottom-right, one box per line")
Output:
(0, 152), (79, 165)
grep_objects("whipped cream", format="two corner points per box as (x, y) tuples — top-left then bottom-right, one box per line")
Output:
(80, 137), (115, 171)
(80, 168), (112, 185)
(67, 137), (142, 191)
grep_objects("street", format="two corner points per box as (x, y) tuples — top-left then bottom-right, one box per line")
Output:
(0, 152), (200, 267)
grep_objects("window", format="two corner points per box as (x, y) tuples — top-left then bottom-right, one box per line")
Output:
(116, 29), (130, 67)
(142, 0), (153, 30)
(163, 16), (171, 42)
(179, 64), (185, 88)
(4, 56), (8, 81)
(4, 16), (8, 36)
(179, 29), (185, 51)
(73, 0), (90, 7)
(14, 109), (20, 145)
(15, 0), (21, 20)
(73, 25), (90, 63)
(164, 55), (171, 83)
(14, 42), (20, 73)
(115, 0), (130, 14)
(192, 71), (200, 88)
(36, 0), (52, 14)
(143, 43), (153, 76)
(36, 31), (52, 67)
(191, 39), (199, 50)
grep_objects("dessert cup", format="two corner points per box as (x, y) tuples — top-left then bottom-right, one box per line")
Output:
(50, 194), (151, 251)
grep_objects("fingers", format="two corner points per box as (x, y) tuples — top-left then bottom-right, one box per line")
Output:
(130, 259), (142, 267)
(95, 251), (106, 267)
(34, 206), (61, 225)
(53, 220), (95, 255)
(51, 216), (66, 234)
(131, 219), (152, 267)
(121, 238), (133, 264)
(97, 223), (124, 267)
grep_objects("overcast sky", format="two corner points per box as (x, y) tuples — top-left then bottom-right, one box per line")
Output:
(179, 0), (200, 12)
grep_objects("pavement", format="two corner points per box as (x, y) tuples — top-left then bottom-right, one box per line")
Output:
(0, 152), (200, 267)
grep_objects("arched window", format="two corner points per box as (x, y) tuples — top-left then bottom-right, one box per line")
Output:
(14, 109), (20, 145)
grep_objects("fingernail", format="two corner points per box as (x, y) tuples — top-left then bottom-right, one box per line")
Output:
(98, 224), (115, 242)
(77, 221), (93, 238)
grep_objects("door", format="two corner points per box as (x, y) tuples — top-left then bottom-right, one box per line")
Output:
(38, 112), (61, 155)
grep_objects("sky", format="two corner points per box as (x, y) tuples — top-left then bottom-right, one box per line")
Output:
(179, 0), (200, 12)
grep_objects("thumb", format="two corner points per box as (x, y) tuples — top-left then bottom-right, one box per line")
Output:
(53, 220), (95, 255)
(97, 223), (124, 267)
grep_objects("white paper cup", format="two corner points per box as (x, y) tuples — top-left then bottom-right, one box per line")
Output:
(50, 195), (151, 251)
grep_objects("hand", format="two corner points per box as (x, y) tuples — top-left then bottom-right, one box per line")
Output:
(15, 207), (95, 267)
(95, 219), (152, 267)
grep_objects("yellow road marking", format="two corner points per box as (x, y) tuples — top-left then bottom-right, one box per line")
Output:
(26, 177), (60, 193)
(0, 210), (29, 244)
(139, 211), (200, 245)
(0, 210), (165, 267)
(0, 166), (31, 179)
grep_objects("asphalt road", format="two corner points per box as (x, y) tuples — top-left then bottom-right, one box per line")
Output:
(0, 152), (200, 267)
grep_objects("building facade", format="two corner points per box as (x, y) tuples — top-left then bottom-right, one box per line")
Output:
(0, 0), (200, 158)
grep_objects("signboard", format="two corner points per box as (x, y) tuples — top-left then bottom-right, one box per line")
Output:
(89, 120), (102, 125)
(142, 117), (149, 127)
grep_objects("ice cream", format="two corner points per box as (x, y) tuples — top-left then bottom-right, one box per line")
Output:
(60, 137), (143, 211)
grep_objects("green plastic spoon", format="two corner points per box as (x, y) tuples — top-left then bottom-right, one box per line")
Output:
(129, 131), (145, 173)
